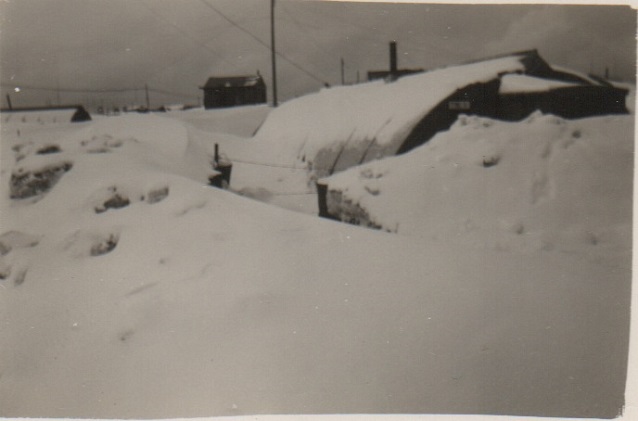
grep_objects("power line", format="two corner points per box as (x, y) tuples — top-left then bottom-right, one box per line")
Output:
(269, 191), (317, 196)
(280, 6), (339, 61)
(197, 0), (270, 52)
(138, 0), (234, 67)
(148, 87), (199, 100)
(230, 157), (308, 170)
(1, 83), (199, 101)
(0, 83), (143, 94)
(197, 0), (329, 86)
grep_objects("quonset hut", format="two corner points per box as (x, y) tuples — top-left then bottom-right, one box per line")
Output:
(395, 50), (628, 153)
(253, 49), (628, 185)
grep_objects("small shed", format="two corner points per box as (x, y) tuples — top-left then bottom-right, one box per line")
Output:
(199, 74), (267, 109)
(0, 105), (92, 124)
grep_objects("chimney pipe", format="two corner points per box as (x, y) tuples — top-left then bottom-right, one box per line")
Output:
(390, 41), (398, 74)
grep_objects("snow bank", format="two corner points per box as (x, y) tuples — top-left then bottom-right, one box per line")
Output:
(0, 109), (631, 419)
(167, 104), (271, 138)
(253, 56), (526, 177)
(322, 112), (633, 257)
(168, 107), (319, 215)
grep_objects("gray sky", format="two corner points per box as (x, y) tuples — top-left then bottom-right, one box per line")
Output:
(0, 0), (635, 109)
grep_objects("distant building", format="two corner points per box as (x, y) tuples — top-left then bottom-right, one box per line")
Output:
(0, 105), (91, 124)
(199, 74), (266, 109)
(367, 41), (424, 81)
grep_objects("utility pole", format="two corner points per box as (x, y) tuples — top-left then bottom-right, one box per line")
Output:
(271, 0), (278, 107)
(341, 58), (345, 85)
(145, 84), (150, 110)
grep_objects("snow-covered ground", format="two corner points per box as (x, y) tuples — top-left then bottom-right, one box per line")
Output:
(0, 90), (633, 420)
(165, 106), (317, 214)
(322, 112), (633, 257)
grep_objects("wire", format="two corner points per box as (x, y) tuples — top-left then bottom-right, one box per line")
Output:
(197, 0), (270, 53)
(196, 0), (329, 85)
(148, 87), (199, 100)
(0, 83), (143, 94)
(270, 191), (317, 196)
(230, 157), (308, 170)
(279, 6), (337, 59)
(1, 83), (201, 101)
(138, 0), (234, 68)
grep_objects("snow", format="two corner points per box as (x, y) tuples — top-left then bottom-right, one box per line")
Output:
(166, 104), (270, 137)
(499, 74), (579, 93)
(1, 108), (83, 125)
(0, 95), (632, 419)
(322, 112), (633, 257)
(252, 56), (527, 178)
(550, 64), (604, 86)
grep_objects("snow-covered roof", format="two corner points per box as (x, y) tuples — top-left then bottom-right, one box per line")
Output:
(201, 75), (263, 89)
(253, 54), (529, 170)
(499, 74), (580, 94)
(252, 50), (626, 179)
(1, 105), (91, 124)
(549, 64), (603, 86)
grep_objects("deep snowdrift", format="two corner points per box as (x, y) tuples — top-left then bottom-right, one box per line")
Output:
(322, 112), (633, 256)
(0, 108), (632, 419)
(165, 104), (271, 138)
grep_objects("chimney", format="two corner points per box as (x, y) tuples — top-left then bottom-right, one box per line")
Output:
(390, 41), (398, 74)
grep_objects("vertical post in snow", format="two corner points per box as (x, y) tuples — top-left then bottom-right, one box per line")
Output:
(271, 0), (278, 107)
(6, 94), (12, 110)
(390, 40), (398, 75)
(145, 84), (150, 110)
(214, 143), (219, 165)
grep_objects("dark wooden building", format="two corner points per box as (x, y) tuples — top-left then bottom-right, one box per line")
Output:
(199, 74), (266, 109)
(318, 49), (630, 220)
(395, 50), (629, 154)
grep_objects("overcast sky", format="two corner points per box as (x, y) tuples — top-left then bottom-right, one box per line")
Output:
(0, 0), (635, 109)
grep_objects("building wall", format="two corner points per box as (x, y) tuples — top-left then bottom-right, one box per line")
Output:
(497, 86), (628, 120)
(396, 80), (500, 154)
(203, 85), (266, 109)
(397, 80), (628, 155)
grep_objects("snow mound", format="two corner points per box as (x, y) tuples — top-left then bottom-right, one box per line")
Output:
(167, 104), (271, 137)
(0, 110), (631, 419)
(322, 112), (633, 257)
